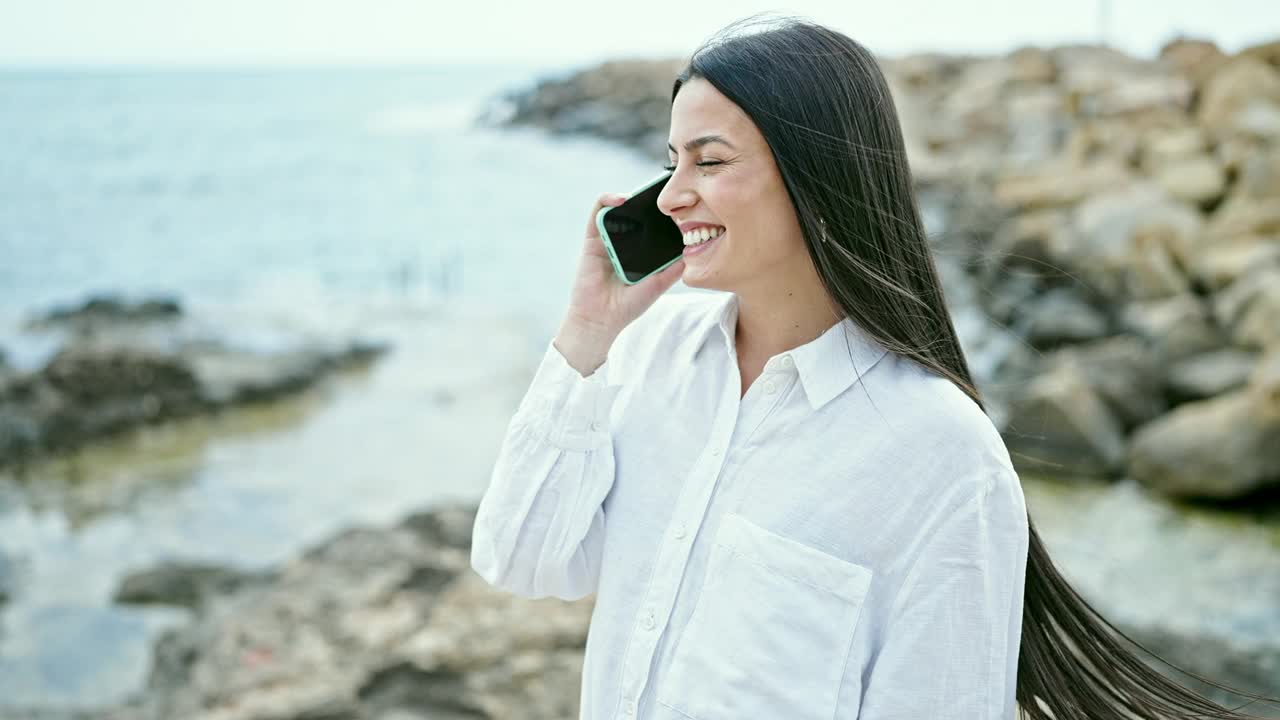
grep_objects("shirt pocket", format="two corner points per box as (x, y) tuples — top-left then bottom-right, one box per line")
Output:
(656, 511), (873, 720)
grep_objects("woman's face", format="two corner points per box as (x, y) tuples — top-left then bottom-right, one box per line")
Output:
(657, 77), (807, 292)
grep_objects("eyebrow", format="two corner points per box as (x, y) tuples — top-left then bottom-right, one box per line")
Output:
(667, 135), (736, 153)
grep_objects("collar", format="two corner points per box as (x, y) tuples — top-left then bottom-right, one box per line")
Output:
(689, 291), (889, 411)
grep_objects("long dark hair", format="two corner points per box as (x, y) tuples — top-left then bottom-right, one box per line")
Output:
(672, 13), (1279, 719)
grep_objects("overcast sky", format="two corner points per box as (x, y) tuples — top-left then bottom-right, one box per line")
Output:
(0, 0), (1274, 67)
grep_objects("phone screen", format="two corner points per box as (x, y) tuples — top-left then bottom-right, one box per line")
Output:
(599, 172), (683, 285)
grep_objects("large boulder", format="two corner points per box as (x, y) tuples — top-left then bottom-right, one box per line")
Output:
(1127, 386), (1280, 499)
(1000, 358), (1128, 477)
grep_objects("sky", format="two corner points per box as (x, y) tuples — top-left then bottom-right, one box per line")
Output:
(0, 0), (1275, 67)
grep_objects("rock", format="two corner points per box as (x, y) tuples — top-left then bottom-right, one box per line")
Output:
(1212, 267), (1280, 349)
(0, 551), (14, 607)
(1139, 125), (1208, 170)
(1158, 37), (1228, 91)
(1128, 388), (1280, 499)
(994, 158), (1131, 211)
(1196, 56), (1280, 135)
(1048, 336), (1167, 429)
(1241, 39), (1280, 68)
(1152, 154), (1227, 206)
(26, 294), (183, 330)
(187, 342), (386, 406)
(1016, 286), (1111, 349)
(115, 562), (272, 611)
(1237, 146), (1280, 199)
(0, 299), (391, 470)
(1068, 182), (1202, 302)
(1189, 238), (1280, 292)
(1166, 348), (1260, 402)
(1204, 192), (1280, 242)
(1008, 46), (1058, 85)
(497, 58), (684, 155)
(1251, 345), (1280, 392)
(1001, 358), (1128, 477)
(1125, 219), (1195, 300)
(115, 503), (595, 720)
(1121, 295), (1226, 363)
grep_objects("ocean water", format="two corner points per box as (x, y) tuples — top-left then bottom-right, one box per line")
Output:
(0, 63), (677, 711)
(0, 64), (674, 365)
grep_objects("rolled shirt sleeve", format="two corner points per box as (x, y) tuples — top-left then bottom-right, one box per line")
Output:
(856, 469), (1030, 719)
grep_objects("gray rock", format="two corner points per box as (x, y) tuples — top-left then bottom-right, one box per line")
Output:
(25, 294), (183, 331)
(1016, 286), (1111, 349)
(1121, 294), (1227, 363)
(1166, 348), (1260, 402)
(1128, 388), (1280, 499)
(114, 561), (272, 611)
(1048, 335), (1167, 429)
(1001, 358), (1128, 477)
(1213, 266), (1280, 349)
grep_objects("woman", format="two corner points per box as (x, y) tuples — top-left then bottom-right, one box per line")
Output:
(471, 14), (1278, 720)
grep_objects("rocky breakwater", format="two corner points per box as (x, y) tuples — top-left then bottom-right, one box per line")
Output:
(0, 295), (389, 471)
(893, 39), (1280, 501)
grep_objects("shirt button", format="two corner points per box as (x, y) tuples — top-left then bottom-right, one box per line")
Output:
(591, 420), (602, 431)
(782, 355), (794, 368)
(624, 699), (637, 714)
(673, 524), (686, 539)
(763, 379), (777, 394)
(643, 609), (655, 630)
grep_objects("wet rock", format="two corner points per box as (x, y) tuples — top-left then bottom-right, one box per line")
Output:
(0, 296), (391, 470)
(26, 295), (183, 331)
(1128, 388), (1280, 499)
(115, 562), (273, 611)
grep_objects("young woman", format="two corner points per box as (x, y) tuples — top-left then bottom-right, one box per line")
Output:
(471, 14), (1278, 720)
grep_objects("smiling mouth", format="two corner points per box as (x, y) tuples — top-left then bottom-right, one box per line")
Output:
(682, 225), (725, 247)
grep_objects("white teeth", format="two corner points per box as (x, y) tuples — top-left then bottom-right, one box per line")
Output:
(683, 226), (724, 246)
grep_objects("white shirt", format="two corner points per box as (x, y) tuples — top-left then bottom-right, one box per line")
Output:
(471, 288), (1030, 719)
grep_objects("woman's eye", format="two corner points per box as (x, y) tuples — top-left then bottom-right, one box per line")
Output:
(663, 161), (722, 171)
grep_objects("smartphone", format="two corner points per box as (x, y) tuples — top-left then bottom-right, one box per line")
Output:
(595, 171), (683, 285)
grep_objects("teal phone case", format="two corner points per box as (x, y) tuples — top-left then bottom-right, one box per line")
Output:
(595, 171), (682, 286)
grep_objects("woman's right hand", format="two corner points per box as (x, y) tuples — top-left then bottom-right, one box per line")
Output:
(552, 193), (686, 378)
(562, 192), (686, 339)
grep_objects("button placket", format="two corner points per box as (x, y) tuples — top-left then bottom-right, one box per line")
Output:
(617, 434), (734, 719)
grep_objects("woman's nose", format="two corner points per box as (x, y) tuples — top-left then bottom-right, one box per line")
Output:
(657, 175), (693, 217)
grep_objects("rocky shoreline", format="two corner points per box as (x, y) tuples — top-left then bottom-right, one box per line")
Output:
(7, 36), (1280, 719)
(0, 295), (390, 472)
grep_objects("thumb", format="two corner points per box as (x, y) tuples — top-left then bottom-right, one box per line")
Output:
(650, 257), (685, 291)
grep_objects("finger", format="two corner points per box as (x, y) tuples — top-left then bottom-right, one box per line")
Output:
(585, 192), (629, 241)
